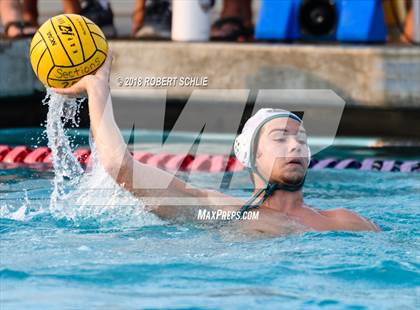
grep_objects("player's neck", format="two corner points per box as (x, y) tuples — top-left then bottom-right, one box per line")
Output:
(265, 189), (304, 214)
(253, 186), (304, 214)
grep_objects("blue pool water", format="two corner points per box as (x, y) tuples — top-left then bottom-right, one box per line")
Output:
(0, 163), (419, 309)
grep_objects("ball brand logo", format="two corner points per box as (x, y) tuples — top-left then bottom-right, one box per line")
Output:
(58, 25), (74, 36)
(46, 31), (57, 46)
(53, 57), (101, 80)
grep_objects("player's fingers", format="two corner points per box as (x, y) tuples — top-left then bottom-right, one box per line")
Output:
(51, 77), (88, 97)
(51, 87), (75, 95)
(51, 88), (86, 98)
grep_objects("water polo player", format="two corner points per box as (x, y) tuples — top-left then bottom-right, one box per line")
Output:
(53, 50), (379, 234)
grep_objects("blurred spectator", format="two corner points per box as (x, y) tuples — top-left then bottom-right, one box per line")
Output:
(383, 0), (415, 44)
(211, 0), (254, 41)
(132, 0), (171, 39)
(1, 0), (116, 39)
(79, 0), (116, 38)
(1, 0), (37, 38)
(22, 0), (81, 28)
(401, 6), (414, 44)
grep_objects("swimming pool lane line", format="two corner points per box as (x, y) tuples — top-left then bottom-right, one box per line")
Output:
(0, 145), (419, 173)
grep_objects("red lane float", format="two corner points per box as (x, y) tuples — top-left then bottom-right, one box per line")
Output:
(2, 146), (31, 163)
(0, 145), (12, 161)
(0, 145), (419, 173)
(165, 154), (194, 171)
(74, 149), (91, 165)
(23, 147), (50, 164)
(132, 152), (153, 163)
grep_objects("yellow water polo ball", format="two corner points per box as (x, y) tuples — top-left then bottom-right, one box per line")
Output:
(30, 14), (108, 88)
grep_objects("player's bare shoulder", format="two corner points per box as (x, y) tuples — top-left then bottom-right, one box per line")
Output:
(319, 208), (380, 231)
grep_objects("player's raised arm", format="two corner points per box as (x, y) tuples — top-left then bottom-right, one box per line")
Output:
(52, 49), (128, 173)
(52, 50), (240, 220)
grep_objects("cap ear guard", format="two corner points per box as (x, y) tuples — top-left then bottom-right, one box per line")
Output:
(234, 132), (251, 168)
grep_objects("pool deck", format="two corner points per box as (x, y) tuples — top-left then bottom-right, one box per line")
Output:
(1, 39), (420, 137)
(1, 39), (419, 106)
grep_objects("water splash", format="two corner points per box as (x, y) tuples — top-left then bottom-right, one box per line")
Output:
(39, 89), (160, 227)
(0, 189), (44, 221)
(43, 89), (84, 209)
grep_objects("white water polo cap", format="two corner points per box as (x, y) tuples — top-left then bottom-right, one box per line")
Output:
(234, 108), (311, 168)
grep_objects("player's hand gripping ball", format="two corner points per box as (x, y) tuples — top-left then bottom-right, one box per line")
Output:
(30, 14), (108, 88)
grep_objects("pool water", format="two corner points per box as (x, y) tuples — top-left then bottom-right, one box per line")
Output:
(1, 164), (419, 309)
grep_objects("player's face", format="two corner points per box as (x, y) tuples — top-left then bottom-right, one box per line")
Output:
(254, 118), (309, 185)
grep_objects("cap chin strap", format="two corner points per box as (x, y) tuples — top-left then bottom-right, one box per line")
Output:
(238, 165), (306, 217)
